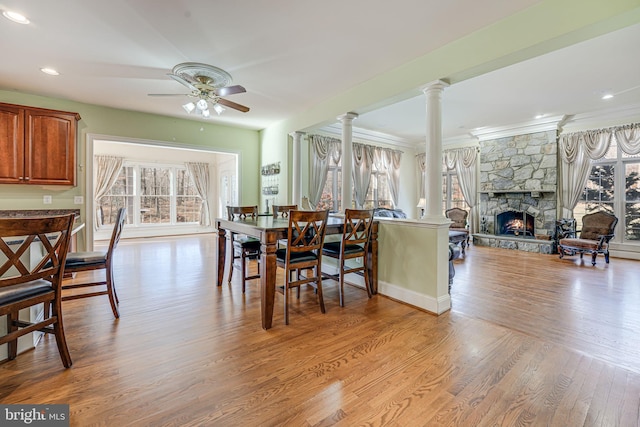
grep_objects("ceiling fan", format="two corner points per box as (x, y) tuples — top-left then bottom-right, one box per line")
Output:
(149, 62), (249, 117)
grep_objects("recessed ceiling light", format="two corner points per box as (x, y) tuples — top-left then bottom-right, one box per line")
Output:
(2, 10), (30, 24)
(602, 93), (614, 100)
(40, 68), (60, 76)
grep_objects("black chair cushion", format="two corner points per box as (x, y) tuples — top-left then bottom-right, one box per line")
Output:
(64, 251), (107, 267)
(276, 248), (318, 264)
(0, 279), (53, 306)
(322, 241), (364, 256)
(234, 236), (261, 251)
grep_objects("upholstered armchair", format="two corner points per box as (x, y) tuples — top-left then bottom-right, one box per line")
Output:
(558, 211), (618, 265)
(445, 207), (469, 245)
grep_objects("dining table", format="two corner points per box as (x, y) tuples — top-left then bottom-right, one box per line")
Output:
(216, 214), (378, 329)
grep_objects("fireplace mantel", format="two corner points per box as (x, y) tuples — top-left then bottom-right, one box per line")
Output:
(481, 189), (556, 198)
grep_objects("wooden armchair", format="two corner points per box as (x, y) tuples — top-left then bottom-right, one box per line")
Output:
(445, 207), (469, 245)
(558, 211), (618, 265)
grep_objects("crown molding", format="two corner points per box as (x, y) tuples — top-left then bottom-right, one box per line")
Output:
(318, 123), (418, 149)
(561, 103), (640, 133)
(470, 115), (568, 141)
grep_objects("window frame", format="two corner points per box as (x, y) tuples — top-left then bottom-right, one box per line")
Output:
(574, 139), (640, 244)
(99, 161), (202, 230)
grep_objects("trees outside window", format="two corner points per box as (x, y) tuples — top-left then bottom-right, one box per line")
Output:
(99, 162), (201, 228)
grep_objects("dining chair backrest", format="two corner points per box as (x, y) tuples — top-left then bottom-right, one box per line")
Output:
(272, 205), (298, 219)
(227, 205), (259, 220)
(225, 206), (261, 291)
(285, 210), (329, 259)
(62, 207), (127, 319)
(107, 207), (127, 262)
(342, 209), (374, 249)
(0, 214), (75, 367)
(320, 209), (374, 306)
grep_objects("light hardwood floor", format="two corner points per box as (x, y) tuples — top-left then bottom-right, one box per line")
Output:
(1, 235), (639, 426)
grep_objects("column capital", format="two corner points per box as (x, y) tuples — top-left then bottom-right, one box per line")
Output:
(421, 79), (450, 94)
(337, 112), (359, 122)
(289, 131), (305, 139)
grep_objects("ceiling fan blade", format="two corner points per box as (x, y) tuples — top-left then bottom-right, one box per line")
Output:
(217, 98), (250, 113)
(167, 73), (197, 91)
(148, 93), (187, 97)
(214, 85), (246, 97)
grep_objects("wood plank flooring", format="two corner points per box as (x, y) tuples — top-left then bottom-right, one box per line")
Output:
(1, 235), (639, 426)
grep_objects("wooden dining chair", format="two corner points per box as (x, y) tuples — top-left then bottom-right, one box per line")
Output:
(273, 204), (298, 249)
(272, 204), (298, 218)
(322, 209), (374, 306)
(276, 209), (329, 325)
(226, 206), (261, 292)
(0, 214), (75, 368)
(61, 207), (126, 318)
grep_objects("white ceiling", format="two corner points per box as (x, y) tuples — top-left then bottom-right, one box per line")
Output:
(1, 1), (639, 145)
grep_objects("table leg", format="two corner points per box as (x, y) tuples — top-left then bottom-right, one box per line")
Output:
(216, 227), (227, 286)
(260, 233), (278, 329)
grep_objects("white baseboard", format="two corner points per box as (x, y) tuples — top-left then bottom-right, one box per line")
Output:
(378, 280), (451, 315)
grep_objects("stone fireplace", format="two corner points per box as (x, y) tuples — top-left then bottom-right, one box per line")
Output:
(474, 130), (557, 253)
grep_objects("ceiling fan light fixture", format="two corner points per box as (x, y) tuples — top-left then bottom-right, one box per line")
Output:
(196, 99), (208, 110)
(40, 67), (60, 76)
(213, 103), (225, 115)
(201, 109), (211, 118)
(182, 102), (195, 113)
(3, 10), (30, 24)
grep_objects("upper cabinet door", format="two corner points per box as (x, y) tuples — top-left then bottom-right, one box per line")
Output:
(24, 109), (78, 186)
(0, 105), (25, 184)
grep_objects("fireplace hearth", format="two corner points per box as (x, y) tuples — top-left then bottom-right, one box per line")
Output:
(496, 210), (535, 237)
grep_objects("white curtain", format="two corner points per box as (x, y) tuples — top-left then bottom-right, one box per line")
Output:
(559, 123), (640, 217)
(309, 135), (341, 207)
(615, 123), (640, 155)
(382, 148), (402, 207)
(416, 153), (426, 200)
(353, 143), (374, 208)
(186, 162), (211, 226)
(93, 155), (124, 230)
(559, 129), (613, 217)
(445, 147), (479, 233)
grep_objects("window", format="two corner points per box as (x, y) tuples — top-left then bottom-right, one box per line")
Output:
(99, 162), (201, 228)
(317, 155), (393, 210)
(318, 157), (341, 211)
(99, 166), (134, 226)
(363, 166), (392, 209)
(176, 168), (202, 223)
(442, 166), (465, 213)
(624, 162), (640, 241)
(574, 137), (640, 242)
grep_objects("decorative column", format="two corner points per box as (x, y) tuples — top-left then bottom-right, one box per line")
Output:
(422, 80), (449, 221)
(338, 112), (358, 212)
(290, 131), (304, 207)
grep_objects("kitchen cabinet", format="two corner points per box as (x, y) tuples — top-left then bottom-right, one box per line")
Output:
(0, 102), (81, 186)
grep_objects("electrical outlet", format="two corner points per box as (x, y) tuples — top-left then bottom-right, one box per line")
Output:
(74, 196), (84, 204)
(43, 195), (52, 204)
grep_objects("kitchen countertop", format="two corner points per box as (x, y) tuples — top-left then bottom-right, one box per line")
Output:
(0, 209), (81, 219)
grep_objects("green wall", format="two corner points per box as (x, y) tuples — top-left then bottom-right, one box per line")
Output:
(0, 90), (261, 218)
